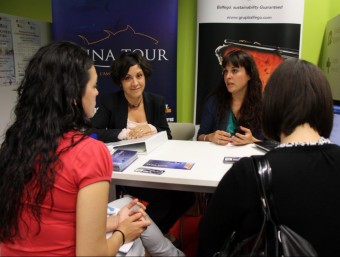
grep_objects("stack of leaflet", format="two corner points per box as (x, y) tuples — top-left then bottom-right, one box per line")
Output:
(111, 149), (138, 172)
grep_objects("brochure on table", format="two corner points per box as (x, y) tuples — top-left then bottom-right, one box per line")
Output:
(143, 159), (195, 170)
(111, 149), (138, 172)
(106, 131), (168, 154)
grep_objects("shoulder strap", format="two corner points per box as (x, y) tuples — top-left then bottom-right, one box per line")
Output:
(251, 155), (280, 223)
(251, 155), (280, 257)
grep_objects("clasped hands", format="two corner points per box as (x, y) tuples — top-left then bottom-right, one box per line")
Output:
(106, 198), (151, 244)
(128, 124), (153, 139)
(210, 126), (254, 146)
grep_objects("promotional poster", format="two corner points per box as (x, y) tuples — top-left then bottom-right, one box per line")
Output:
(52, 0), (178, 121)
(195, 0), (305, 124)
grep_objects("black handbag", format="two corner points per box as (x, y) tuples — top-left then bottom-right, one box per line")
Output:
(214, 155), (318, 257)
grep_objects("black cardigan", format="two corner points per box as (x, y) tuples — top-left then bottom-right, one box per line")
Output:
(197, 144), (340, 257)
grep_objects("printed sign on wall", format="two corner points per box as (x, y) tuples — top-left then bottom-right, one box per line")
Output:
(195, 0), (304, 124)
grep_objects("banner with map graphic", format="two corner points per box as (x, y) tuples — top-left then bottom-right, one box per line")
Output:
(52, 0), (178, 122)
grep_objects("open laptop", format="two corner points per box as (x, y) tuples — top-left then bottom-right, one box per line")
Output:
(330, 100), (340, 146)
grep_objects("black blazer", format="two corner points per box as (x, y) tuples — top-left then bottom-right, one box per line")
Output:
(90, 90), (172, 143)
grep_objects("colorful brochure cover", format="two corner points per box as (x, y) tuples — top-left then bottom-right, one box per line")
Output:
(143, 159), (195, 170)
(111, 149), (138, 172)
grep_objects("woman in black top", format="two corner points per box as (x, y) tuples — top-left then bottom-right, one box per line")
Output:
(197, 58), (340, 256)
(91, 52), (195, 242)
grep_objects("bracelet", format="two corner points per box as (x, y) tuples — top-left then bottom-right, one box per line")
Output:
(113, 229), (125, 245)
(203, 135), (207, 141)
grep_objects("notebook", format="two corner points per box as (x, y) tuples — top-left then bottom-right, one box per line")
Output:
(254, 140), (280, 152)
(330, 100), (340, 146)
(106, 131), (167, 154)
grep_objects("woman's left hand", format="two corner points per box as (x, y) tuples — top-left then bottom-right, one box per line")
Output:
(230, 126), (254, 145)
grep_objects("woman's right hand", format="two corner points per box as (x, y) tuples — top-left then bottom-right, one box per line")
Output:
(209, 130), (232, 145)
(115, 212), (151, 243)
(117, 198), (146, 223)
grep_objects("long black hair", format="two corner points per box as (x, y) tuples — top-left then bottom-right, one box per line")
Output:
(209, 49), (263, 130)
(0, 41), (94, 242)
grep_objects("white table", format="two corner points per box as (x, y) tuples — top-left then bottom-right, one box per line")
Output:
(110, 140), (264, 197)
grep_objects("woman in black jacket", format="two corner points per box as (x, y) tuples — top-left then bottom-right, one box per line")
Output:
(91, 51), (195, 243)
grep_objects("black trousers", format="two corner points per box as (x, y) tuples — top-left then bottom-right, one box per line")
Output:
(123, 186), (196, 234)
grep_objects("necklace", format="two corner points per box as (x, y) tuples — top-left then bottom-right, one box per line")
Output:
(127, 97), (143, 109)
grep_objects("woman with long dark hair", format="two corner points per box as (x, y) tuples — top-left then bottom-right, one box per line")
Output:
(0, 41), (184, 256)
(197, 49), (263, 145)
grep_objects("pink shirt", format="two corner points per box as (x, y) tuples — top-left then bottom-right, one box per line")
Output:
(1, 131), (112, 256)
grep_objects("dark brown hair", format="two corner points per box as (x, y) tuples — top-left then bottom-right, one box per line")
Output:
(209, 49), (263, 130)
(110, 51), (152, 85)
(0, 41), (93, 242)
(262, 58), (333, 141)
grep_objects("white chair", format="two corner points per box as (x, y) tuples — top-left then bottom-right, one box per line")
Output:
(168, 122), (195, 140)
(168, 122), (197, 246)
